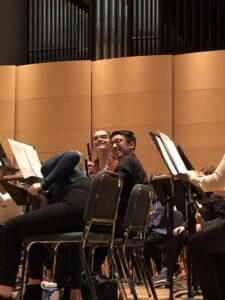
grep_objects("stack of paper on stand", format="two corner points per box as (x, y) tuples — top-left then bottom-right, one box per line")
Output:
(149, 131), (208, 204)
(0, 140), (43, 206)
(150, 131), (189, 179)
(8, 139), (43, 179)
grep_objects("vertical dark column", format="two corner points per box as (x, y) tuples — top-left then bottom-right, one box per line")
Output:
(55, 0), (60, 61)
(110, 0), (116, 58)
(0, 0), (28, 65)
(88, 0), (96, 60)
(102, 0), (109, 58)
(28, 0), (34, 63)
(127, 0), (133, 57)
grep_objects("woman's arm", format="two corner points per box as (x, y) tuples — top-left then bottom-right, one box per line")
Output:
(187, 154), (225, 192)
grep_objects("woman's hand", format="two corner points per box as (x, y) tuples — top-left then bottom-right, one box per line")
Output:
(28, 183), (43, 196)
(186, 170), (201, 181)
(87, 161), (94, 178)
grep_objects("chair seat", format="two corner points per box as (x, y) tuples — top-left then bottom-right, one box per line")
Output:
(24, 231), (83, 243)
(114, 237), (144, 248)
(25, 231), (113, 245)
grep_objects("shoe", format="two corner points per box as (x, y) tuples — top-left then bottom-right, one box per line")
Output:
(153, 267), (167, 283)
(23, 284), (42, 300)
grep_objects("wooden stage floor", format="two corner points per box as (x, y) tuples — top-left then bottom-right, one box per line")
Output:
(125, 277), (203, 299)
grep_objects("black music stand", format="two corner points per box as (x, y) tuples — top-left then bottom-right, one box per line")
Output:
(0, 179), (27, 206)
(149, 131), (208, 299)
(0, 143), (19, 174)
(150, 175), (180, 300)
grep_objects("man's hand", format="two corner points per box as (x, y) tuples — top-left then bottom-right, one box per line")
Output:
(173, 226), (185, 236)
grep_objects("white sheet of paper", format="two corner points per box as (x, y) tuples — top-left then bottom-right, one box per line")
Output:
(155, 135), (178, 175)
(158, 132), (188, 174)
(8, 139), (43, 178)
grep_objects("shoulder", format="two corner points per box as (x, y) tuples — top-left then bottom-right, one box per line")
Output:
(69, 177), (91, 191)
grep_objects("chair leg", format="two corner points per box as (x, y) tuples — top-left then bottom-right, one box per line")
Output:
(108, 248), (128, 300)
(20, 244), (31, 300)
(131, 248), (152, 297)
(135, 248), (158, 300)
(79, 245), (98, 300)
(116, 247), (139, 300)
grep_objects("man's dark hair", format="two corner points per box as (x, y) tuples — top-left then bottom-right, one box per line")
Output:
(111, 130), (136, 149)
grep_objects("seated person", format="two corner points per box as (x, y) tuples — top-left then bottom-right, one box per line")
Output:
(88, 130), (118, 178)
(0, 150), (91, 300)
(144, 196), (184, 282)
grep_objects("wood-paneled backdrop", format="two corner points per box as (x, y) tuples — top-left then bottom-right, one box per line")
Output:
(0, 51), (225, 176)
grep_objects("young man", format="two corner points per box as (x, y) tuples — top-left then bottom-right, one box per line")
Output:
(110, 130), (149, 235)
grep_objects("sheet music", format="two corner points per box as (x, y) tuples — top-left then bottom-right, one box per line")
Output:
(155, 135), (178, 175)
(158, 132), (188, 174)
(8, 139), (43, 179)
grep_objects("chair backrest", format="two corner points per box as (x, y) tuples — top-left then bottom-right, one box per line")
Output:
(83, 170), (123, 227)
(173, 209), (184, 228)
(123, 184), (154, 238)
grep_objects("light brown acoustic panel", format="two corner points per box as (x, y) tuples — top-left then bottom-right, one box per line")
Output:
(15, 61), (91, 156)
(137, 148), (171, 177)
(0, 100), (16, 131)
(16, 96), (90, 131)
(15, 128), (90, 159)
(0, 66), (16, 99)
(16, 61), (92, 99)
(92, 55), (172, 96)
(180, 148), (225, 171)
(173, 50), (225, 172)
(173, 123), (225, 148)
(0, 66), (16, 151)
(173, 50), (225, 91)
(173, 89), (225, 124)
(92, 92), (171, 128)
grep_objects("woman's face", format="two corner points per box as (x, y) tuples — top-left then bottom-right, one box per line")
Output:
(92, 130), (111, 152)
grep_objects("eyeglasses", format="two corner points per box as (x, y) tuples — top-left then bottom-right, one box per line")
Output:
(92, 134), (109, 142)
(111, 138), (127, 146)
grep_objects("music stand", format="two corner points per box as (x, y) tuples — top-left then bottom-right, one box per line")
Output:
(150, 131), (207, 299)
(0, 179), (27, 206)
(0, 143), (19, 173)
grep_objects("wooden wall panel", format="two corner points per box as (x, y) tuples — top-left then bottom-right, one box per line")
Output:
(173, 50), (225, 170)
(92, 56), (173, 176)
(0, 66), (16, 159)
(15, 61), (91, 161)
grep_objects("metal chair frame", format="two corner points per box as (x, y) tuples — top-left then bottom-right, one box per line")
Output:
(114, 184), (158, 300)
(20, 171), (124, 300)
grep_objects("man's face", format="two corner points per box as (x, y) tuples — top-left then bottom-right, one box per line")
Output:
(111, 134), (133, 159)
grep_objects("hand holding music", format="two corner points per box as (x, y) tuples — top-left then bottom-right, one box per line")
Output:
(28, 182), (43, 196)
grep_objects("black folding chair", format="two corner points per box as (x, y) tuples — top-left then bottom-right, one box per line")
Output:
(20, 171), (123, 300)
(113, 184), (158, 300)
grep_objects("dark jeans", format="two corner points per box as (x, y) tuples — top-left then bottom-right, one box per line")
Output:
(144, 231), (167, 272)
(144, 229), (187, 274)
(0, 200), (85, 287)
(188, 219), (225, 300)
